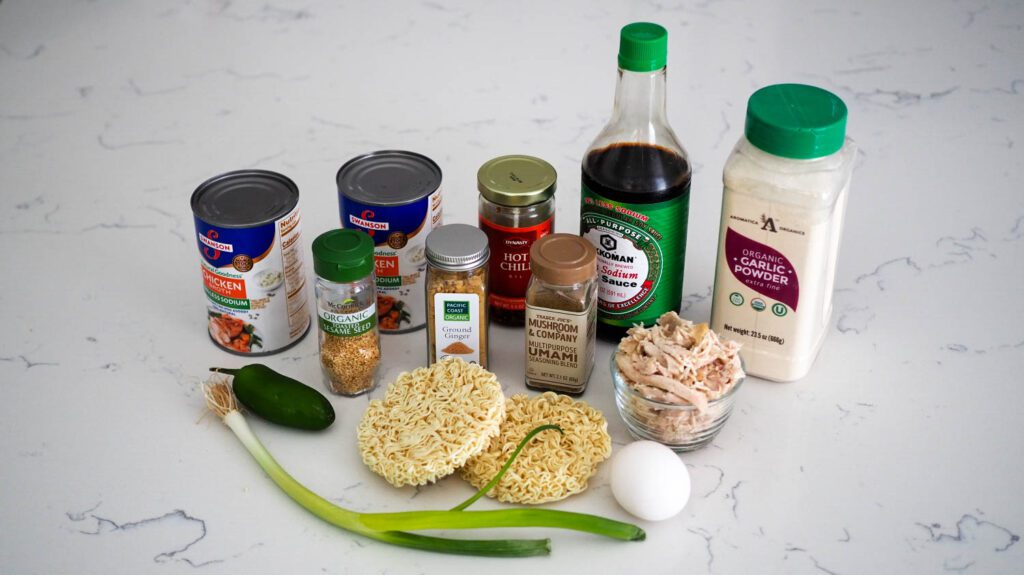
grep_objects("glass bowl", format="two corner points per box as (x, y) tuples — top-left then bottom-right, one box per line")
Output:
(610, 354), (745, 452)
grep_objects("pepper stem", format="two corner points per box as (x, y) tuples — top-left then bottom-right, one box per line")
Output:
(209, 367), (240, 376)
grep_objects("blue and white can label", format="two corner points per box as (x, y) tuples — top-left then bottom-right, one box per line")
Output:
(195, 206), (310, 354)
(340, 189), (442, 332)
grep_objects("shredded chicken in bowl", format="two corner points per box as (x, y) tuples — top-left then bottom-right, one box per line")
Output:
(612, 312), (745, 448)
(615, 312), (744, 413)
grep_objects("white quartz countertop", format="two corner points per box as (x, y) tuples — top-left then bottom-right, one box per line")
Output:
(2, 1), (1022, 573)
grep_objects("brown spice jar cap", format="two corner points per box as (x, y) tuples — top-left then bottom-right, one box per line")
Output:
(530, 234), (597, 286)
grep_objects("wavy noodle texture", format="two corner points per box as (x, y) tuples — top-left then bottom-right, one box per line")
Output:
(357, 357), (505, 487)
(460, 392), (611, 504)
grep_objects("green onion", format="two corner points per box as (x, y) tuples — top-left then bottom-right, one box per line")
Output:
(358, 509), (644, 541)
(203, 380), (644, 557)
(450, 424), (563, 512)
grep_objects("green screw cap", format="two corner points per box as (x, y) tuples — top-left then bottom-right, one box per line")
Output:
(312, 229), (375, 283)
(618, 22), (668, 72)
(745, 84), (848, 159)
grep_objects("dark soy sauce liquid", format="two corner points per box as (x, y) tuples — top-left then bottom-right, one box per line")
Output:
(583, 142), (691, 203)
(581, 142), (691, 341)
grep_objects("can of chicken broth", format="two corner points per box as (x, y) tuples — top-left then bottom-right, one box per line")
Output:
(191, 170), (311, 355)
(337, 150), (443, 333)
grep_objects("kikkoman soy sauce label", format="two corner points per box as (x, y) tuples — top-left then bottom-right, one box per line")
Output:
(585, 186), (688, 325)
(580, 185), (687, 326)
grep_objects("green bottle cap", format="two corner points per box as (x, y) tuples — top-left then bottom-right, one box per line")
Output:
(744, 84), (848, 159)
(312, 229), (375, 283)
(618, 22), (668, 72)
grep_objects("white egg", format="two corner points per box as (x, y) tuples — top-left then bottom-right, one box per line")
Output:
(610, 440), (691, 521)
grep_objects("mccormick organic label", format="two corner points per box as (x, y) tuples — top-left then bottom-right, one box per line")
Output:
(317, 303), (376, 337)
(195, 206), (310, 354)
(432, 294), (481, 365)
(341, 189), (442, 332)
(580, 186), (687, 328)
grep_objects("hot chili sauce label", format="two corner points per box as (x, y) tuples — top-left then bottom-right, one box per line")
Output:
(478, 216), (552, 311)
(580, 185), (688, 328)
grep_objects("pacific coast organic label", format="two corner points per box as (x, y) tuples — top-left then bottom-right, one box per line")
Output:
(580, 184), (688, 327)
(318, 304), (376, 337)
(432, 293), (481, 364)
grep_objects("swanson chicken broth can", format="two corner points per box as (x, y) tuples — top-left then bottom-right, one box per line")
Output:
(191, 170), (311, 355)
(337, 151), (443, 333)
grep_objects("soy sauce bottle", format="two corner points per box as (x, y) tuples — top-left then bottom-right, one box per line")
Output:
(580, 22), (691, 340)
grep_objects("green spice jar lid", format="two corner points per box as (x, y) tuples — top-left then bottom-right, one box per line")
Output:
(618, 22), (668, 73)
(477, 155), (557, 207)
(744, 83), (848, 159)
(530, 234), (597, 286)
(312, 229), (375, 283)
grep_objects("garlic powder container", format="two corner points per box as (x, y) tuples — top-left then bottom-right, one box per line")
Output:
(710, 84), (855, 381)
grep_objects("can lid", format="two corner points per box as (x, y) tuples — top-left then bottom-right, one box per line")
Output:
(618, 22), (668, 73)
(745, 84), (848, 159)
(191, 170), (299, 228)
(312, 229), (375, 283)
(530, 234), (597, 286)
(477, 155), (557, 207)
(425, 224), (489, 271)
(337, 150), (442, 206)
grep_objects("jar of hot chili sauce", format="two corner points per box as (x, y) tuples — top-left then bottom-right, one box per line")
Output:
(477, 155), (556, 326)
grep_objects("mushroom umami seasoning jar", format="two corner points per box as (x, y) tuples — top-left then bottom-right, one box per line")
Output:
(312, 229), (381, 397)
(192, 170), (310, 355)
(525, 234), (598, 394)
(425, 224), (490, 368)
(478, 155), (556, 326)
(338, 150), (443, 334)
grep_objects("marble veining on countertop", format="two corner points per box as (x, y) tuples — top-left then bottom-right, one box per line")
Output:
(1, 0), (1022, 573)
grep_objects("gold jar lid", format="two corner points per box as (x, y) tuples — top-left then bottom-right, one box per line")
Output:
(477, 155), (556, 207)
(530, 234), (597, 286)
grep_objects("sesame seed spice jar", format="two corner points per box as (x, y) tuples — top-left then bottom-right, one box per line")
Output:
(312, 229), (381, 396)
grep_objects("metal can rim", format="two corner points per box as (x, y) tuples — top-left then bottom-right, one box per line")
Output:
(191, 169), (300, 229)
(336, 150), (442, 207)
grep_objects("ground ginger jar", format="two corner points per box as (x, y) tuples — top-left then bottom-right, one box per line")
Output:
(425, 224), (490, 368)
(525, 234), (598, 395)
(710, 84), (856, 381)
(312, 229), (381, 396)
